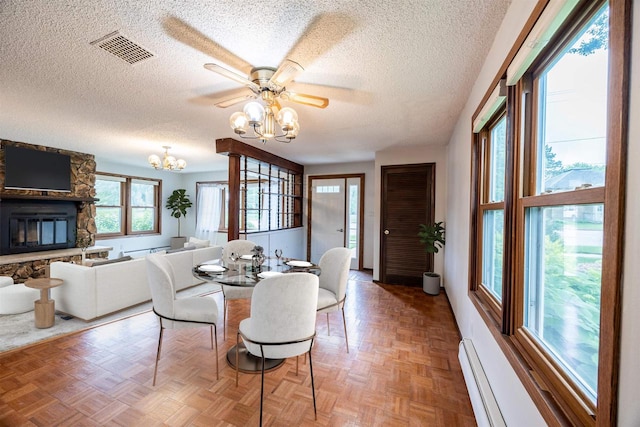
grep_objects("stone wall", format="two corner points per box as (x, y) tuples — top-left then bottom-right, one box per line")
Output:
(0, 139), (97, 246)
(0, 251), (109, 283)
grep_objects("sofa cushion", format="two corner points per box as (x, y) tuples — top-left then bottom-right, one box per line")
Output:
(184, 237), (210, 249)
(166, 246), (195, 254)
(89, 256), (133, 266)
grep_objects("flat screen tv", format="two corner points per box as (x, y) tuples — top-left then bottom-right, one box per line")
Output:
(4, 145), (72, 192)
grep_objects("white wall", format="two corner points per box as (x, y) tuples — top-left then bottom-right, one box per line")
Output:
(373, 145), (448, 282)
(304, 161), (375, 269)
(445, 1), (640, 425)
(443, 1), (546, 425)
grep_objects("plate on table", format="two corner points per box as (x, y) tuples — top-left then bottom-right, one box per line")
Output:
(240, 254), (253, 261)
(198, 265), (227, 273)
(257, 271), (283, 279)
(286, 260), (313, 268)
(200, 259), (222, 265)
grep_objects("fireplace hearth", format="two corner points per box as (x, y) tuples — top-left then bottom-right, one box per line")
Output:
(0, 199), (77, 255)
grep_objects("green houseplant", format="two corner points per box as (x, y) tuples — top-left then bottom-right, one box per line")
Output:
(166, 189), (192, 239)
(418, 221), (445, 295)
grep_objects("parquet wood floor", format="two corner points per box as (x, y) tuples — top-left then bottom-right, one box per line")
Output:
(0, 271), (476, 426)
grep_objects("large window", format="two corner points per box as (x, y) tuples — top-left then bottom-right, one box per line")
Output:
(470, 1), (628, 425)
(95, 173), (161, 237)
(239, 156), (301, 233)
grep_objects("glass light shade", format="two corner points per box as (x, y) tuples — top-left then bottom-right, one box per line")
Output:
(243, 102), (265, 124)
(176, 159), (187, 170)
(277, 107), (298, 130)
(229, 111), (249, 134)
(288, 121), (300, 138)
(164, 155), (177, 170)
(148, 154), (161, 169)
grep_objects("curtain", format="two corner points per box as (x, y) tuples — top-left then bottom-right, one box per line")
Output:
(195, 184), (223, 243)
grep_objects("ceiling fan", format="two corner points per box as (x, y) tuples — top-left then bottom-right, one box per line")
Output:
(204, 59), (329, 142)
(203, 59), (329, 109)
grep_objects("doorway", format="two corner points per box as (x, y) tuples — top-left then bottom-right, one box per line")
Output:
(380, 163), (435, 286)
(307, 174), (364, 269)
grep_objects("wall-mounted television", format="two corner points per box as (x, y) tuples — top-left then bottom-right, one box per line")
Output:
(3, 145), (72, 192)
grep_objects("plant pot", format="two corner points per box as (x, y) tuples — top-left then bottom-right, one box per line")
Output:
(423, 272), (441, 295)
(170, 237), (186, 250)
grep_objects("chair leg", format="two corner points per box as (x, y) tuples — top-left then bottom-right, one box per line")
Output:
(223, 298), (228, 340)
(296, 355), (299, 375)
(260, 352), (266, 427)
(235, 332), (240, 387)
(153, 324), (164, 386)
(308, 346), (317, 420)
(212, 325), (219, 380)
(326, 312), (331, 336)
(341, 306), (350, 353)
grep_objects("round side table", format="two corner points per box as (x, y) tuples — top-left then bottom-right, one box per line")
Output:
(24, 278), (64, 328)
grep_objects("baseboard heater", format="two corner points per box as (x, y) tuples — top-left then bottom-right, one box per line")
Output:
(458, 338), (506, 427)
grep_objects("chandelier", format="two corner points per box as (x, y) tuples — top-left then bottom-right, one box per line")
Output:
(229, 90), (300, 144)
(148, 146), (186, 171)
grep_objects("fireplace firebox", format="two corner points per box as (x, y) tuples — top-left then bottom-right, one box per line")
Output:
(0, 200), (77, 255)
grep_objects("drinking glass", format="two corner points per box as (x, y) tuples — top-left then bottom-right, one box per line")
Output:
(229, 252), (239, 270)
(275, 249), (283, 265)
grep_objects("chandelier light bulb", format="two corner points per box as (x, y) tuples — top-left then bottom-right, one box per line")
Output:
(288, 121), (300, 138)
(277, 107), (298, 131)
(229, 111), (249, 134)
(148, 154), (161, 169)
(176, 159), (187, 170)
(243, 102), (265, 124)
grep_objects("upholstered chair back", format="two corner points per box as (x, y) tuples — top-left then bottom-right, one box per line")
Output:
(318, 247), (351, 301)
(241, 272), (319, 359)
(222, 239), (258, 264)
(146, 253), (177, 320)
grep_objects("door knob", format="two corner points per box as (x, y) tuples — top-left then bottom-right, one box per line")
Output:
(337, 228), (344, 232)
(384, 229), (389, 235)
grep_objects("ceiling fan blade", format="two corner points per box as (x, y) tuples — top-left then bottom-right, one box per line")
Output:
(281, 91), (329, 109)
(204, 63), (260, 93)
(212, 88), (257, 108)
(163, 16), (253, 74)
(268, 59), (304, 89)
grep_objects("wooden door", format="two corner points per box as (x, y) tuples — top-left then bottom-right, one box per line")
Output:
(381, 164), (435, 286)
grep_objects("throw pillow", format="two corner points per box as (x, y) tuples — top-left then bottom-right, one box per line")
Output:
(186, 237), (210, 248)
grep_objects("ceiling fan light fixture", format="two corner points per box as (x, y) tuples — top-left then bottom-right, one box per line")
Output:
(277, 107), (298, 130)
(230, 111), (249, 134)
(243, 102), (265, 124)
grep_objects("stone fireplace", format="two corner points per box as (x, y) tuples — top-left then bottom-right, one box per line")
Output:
(0, 139), (100, 281)
(0, 199), (78, 255)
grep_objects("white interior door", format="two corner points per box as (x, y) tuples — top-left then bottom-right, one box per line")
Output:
(310, 177), (361, 269)
(310, 179), (345, 263)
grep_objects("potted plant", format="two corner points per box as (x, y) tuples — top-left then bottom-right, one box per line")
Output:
(166, 189), (192, 248)
(418, 221), (445, 295)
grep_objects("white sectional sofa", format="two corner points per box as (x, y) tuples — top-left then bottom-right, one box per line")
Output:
(50, 246), (222, 321)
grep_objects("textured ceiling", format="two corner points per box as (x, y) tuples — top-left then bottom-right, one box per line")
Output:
(0, 0), (511, 172)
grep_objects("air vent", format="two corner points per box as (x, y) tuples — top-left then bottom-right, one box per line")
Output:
(90, 31), (154, 65)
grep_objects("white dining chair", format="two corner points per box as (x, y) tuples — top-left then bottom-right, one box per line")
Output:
(236, 272), (319, 426)
(317, 247), (352, 352)
(220, 239), (258, 339)
(146, 253), (219, 385)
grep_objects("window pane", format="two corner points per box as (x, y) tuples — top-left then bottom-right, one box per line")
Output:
(95, 179), (121, 206)
(131, 182), (154, 207)
(131, 208), (155, 232)
(489, 116), (506, 202)
(96, 207), (122, 234)
(482, 209), (503, 301)
(537, 5), (609, 194)
(524, 204), (603, 400)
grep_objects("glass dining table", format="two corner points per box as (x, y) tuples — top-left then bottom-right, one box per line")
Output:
(192, 256), (320, 373)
